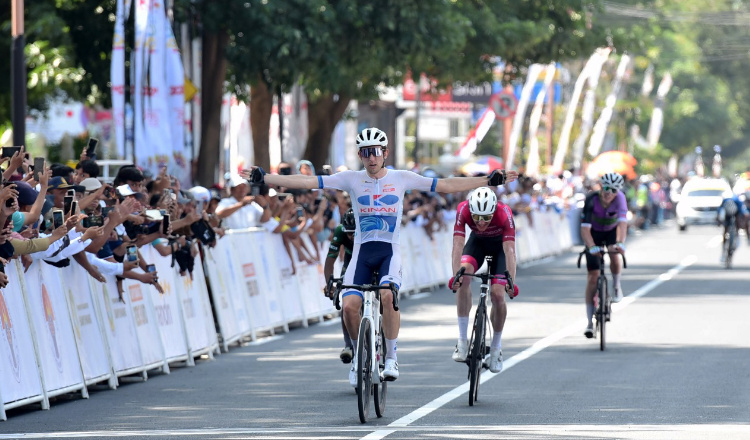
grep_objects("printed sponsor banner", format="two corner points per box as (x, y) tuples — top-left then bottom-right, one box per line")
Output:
(140, 247), (188, 362)
(61, 264), (112, 383)
(123, 279), (165, 367)
(184, 253), (218, 352)
(202, 243), (243, 345)
(89, 274), (143, 373)
(26, 263), (84, 393)
(214, 236), (253, 334)
(255, 233), (285, 328)
(267, 233), (304, 323)
(0, 261), (44, 405)
(229, 231), (274, 331)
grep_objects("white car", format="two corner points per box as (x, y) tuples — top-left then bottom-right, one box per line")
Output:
(675, 178), (732, 231)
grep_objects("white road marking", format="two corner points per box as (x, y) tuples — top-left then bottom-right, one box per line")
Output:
(362, 255), (698, 440)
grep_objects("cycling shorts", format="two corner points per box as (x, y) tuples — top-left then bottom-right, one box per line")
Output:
(461, 234), (507, 285)
(343, 241), (402, 299)
(586, 228), (617, 271)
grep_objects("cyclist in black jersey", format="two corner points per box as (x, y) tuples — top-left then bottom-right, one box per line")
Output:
(324, 209), (356, 363)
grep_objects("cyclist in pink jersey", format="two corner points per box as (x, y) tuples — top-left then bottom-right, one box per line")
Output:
(449, 187), (519, 373)
(245, 127), (518, 386)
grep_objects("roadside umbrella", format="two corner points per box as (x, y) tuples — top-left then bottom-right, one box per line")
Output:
(586, 151), (637, 180)
(460, 155), (504, 176)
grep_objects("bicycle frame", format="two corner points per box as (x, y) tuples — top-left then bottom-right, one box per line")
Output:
(724, 215), (738, 269)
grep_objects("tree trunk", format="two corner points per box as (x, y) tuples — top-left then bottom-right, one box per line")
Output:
(304, 94), (351, 168)
(250, 76), (272, 170)
(196, 31), (229, 186)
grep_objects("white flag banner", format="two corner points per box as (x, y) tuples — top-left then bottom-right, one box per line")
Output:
(507, 64), (544, 169)
(646, 73), (672, 149)
(455, 108), (495, 159)
(166, 20), (190, 185)
(526, 63), (556, 178)
(111, 0), (131, 159)
(133, 0), (150, 168)
(571, 48), (610, 172)
(588, 54), (631, 157)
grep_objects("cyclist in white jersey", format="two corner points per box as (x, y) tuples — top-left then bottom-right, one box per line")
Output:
(245, 127), (518, 386)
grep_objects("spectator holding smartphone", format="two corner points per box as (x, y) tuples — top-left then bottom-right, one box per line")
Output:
(215, 174), (264, 230)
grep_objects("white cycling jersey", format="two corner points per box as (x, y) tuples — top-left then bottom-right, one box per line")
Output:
(318, 169), (437, 245)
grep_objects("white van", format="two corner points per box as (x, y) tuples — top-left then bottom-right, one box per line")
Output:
(675, 177), (732, 231)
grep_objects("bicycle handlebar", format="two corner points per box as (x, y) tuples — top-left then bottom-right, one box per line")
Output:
(577, 248), (628, 269)
(325, 276), (342, 310)
(328, 279), (400, 312)
(452, 267), (516, 300)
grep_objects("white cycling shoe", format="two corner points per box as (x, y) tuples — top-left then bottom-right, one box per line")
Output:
(349, 361), (357, 388)
(383, 359), (399, 381)
(488, 349), (503, 373)
(612, 285), (623, 303)
(452, 339), (469, 362)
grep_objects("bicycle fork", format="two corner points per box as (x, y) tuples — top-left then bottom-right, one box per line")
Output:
(362, 291), (382, 384)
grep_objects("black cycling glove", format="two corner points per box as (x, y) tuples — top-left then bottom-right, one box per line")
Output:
(250, 167), (266, 184)
(487, 170), (506, 186)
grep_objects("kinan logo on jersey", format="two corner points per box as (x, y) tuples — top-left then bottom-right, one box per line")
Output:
(357, 194), (399, 213)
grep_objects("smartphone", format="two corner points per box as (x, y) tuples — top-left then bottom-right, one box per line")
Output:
(126, 245), (138, 262)
(251, 185), (261, 196)
(162, 214), (170, 235)
(277, 192), (291, 201)
(1, 146), (21, 159)
(146, 264), (156, 273)
(64, 195), (74, 215)
(52, 209), (64, 229)
(296, 207), (304, 218)
(145, 209), (163, 221)
(85, 138), (99, 159)
(33, 157), (44, 182)
(101, 206), (114, 218)
(82, 215), (104, 228)
(66, 189), (76, 197)
(70, 200), (79, 215)
(279, 166), (292, 176)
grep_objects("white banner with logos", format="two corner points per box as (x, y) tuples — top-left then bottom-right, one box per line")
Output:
(123, 279), (167, 372)
(62, 263), (114, 386)
(0, 261), (46, 416)
(25, 262), (86, 398)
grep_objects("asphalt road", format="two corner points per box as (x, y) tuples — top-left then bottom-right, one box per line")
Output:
(2, 220), (749, 440)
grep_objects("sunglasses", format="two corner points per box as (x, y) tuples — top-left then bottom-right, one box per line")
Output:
(358, 147), (384, 158)
(471, 213), (493, 223)
(601, 186), (617, 194)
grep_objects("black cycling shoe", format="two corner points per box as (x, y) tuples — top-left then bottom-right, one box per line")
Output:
(340, 346), (353, 364)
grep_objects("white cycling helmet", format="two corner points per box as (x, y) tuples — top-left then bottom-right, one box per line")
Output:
(468, 187), (497, 216)
(189, 186), (211, 204)
(600, 172), (624, 190)
(356, 127), (388, 148)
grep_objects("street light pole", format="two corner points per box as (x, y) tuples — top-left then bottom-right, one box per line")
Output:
(11, 0), (26, 147)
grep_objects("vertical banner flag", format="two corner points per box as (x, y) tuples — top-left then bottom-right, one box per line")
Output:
(506, 64), (544, 169)
(111, 0), (132, 158)
(526, 63), (556, 178)
(571, 48), (610, 173)
(588, 55), (631, 158)
(166, 19), (189, 185)
(455, 108), (496, 159)
(134, 0), (149, 168)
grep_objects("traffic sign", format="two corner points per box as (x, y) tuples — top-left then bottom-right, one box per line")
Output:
(489, 91), (517, 120)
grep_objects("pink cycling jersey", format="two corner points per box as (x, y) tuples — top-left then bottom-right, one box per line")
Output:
(453, 200), (515, 242)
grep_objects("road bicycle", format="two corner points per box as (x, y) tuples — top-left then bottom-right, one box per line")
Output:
(452, 256), (514, 406)
(328, 276), (399, 423)
(578, 247), (627, 351)
(723, 214), (738, 269)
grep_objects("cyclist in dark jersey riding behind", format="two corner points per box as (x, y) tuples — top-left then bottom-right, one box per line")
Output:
(580, 172), (628, 338)
(324, 209), (355, 363)
(449, 187), (519, 373)
(717, 194), (749, 263)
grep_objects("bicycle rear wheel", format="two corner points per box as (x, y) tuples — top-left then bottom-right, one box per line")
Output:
(468, 303), (486, 406)
(373, 319), (387, 417)
(726, 227), (736, 269)
(597, 276), (606, 351)
(357, 319), (372, 423)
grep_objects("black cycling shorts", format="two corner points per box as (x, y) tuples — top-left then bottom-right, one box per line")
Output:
(461, 234), (507, 276)
(586, 228), (617, 271)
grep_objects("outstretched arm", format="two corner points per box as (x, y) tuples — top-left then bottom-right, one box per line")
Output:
(241, 168), (319, 190)
(435, 170), (518, 193)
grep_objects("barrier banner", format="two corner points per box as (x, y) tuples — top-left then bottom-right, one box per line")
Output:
(90, 276), (143, 374)
(180, 252), (219, 354)
(295, 235), (328, 320)
(123, 279), (167, 369)
(203, 245), (243, 349)
(267, 233), (304, 323)
(0, 262), (45, 409)
(214, 235), (253, 335)
(253, 232), (285, 329)
(230, 231), (276, 332)
(61, 264), (113, 385)
(142, 247), (189, 363)
(26, 263), (85, 395)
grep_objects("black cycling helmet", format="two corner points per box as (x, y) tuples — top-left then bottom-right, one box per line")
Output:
(342, 208), (356, 232)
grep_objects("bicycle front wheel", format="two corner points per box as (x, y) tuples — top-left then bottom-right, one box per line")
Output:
(598, 277), (607, 351)
(374, 321), (387, 418)
(356, 319), (372, 423)
(468, 304), (486, 406)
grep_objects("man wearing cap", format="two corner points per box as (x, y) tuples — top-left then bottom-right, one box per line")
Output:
(216, 174), (269, 230)
(12, 171), (50, 231)
(46, 176), (86, 211)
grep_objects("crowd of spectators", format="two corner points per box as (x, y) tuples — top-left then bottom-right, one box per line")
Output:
(3, 142), (695, 294)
